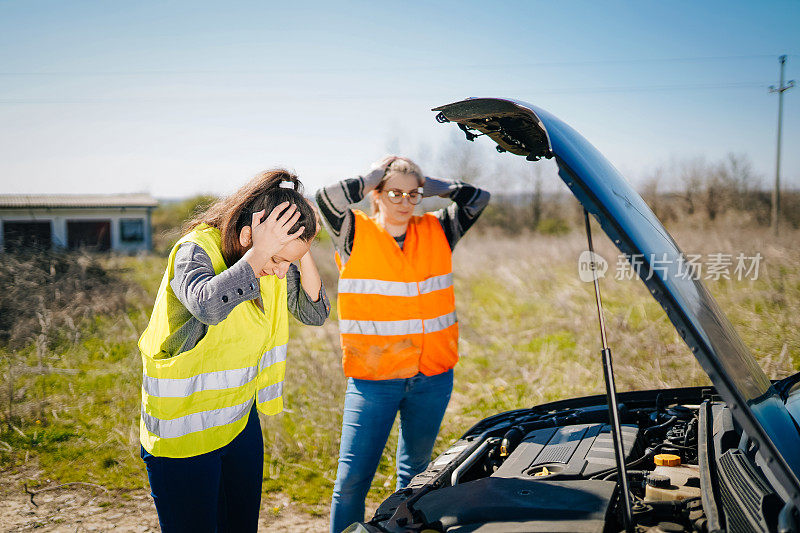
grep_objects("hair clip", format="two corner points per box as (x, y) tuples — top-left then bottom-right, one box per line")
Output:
(279, 181), (295, 189)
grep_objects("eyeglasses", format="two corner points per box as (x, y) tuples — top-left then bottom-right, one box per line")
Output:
(385, 188), (423, 205)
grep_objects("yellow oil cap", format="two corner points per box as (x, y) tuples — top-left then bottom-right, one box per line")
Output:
(654, 453), (681, 466)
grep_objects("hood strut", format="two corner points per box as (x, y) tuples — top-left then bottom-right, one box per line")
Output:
(583, 208), (635, 533)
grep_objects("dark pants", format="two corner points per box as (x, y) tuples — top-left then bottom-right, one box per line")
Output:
(141, 404), (264, 533)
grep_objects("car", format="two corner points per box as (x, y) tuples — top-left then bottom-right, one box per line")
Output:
(344, 98), (800, 533)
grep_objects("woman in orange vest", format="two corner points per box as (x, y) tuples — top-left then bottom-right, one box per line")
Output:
(316, 156), (490, 532)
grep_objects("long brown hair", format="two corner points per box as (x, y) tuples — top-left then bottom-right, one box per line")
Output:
(183, 169), (317, 266)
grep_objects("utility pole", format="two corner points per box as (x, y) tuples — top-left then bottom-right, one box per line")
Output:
(769, 55), (795, 236)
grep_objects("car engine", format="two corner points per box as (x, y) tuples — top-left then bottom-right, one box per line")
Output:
(358, 388), (784, 533)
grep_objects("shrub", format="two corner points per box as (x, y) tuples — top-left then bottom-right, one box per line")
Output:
(0, 251), (131, 350)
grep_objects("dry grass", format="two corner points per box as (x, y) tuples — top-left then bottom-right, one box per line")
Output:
(1, 224), (798, 513)
(259, 223), (800, 507)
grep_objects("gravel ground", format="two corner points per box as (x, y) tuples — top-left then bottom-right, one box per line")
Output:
(0, 466), (331, 532)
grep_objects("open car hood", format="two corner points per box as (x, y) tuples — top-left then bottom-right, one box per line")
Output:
(432, 97), (800, 506)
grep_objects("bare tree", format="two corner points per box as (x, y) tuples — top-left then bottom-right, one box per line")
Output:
(531, 164), (543, 229)
(437, 132), (486, 184)
(641, 168), (663, 219)
(679, 157), (708, 217)
(721, 153), (760, 211)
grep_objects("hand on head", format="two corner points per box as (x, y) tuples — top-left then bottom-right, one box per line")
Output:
(242, 201), (306, 277)
(371, 155), (399, 173)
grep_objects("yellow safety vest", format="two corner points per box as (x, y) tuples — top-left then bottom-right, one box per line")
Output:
(138, 224), (288, 458)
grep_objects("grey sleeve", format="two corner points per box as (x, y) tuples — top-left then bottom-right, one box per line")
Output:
(170, 242), (261, 326)
(314, 167), (384, 264)
(425, 177), (491, 250)
(285, 263), (331, 326)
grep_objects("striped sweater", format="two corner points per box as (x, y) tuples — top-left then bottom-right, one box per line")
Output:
(315, 170), (490, 264)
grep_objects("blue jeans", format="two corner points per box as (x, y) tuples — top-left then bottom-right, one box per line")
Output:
(330, 369), (453, 533)
(141, 404), (263, 533)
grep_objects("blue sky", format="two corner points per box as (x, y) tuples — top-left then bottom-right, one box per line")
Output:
(0, 0), (797, 197)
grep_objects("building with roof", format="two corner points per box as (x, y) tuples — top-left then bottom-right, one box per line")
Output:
(0, 194), (158, 253)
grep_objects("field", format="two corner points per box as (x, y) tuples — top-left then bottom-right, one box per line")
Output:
(1, 221), (799, 531)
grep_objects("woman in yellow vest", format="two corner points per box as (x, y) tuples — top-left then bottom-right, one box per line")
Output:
(139, 170), (330, 533)
(316, 156), (490, 532)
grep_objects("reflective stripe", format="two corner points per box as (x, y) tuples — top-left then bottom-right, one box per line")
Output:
(143, 342), (288, 398)
(418, 273), (454, 294)
(339, 318), (424, 336)
(143, 366), (257, 398)
(338, 278), (417, 297)
(257, 382), (283, 404)
(338, 273), (453, 297)
(339, 311), (457, 336)
(141, 399), (252, 439)
(258, 343), (288, 372)
(424, 310), (458, 333)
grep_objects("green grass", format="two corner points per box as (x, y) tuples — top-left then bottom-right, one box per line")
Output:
(2, 225), (798, 512)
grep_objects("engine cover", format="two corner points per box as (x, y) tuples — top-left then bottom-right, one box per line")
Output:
(414, 477), (616, 532)
(493, 423), (641, 479)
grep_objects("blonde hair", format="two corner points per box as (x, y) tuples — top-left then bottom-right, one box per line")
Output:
(370, 157), (425, 215)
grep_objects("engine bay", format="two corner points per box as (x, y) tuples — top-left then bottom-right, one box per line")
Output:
(364, 388), (785, 533)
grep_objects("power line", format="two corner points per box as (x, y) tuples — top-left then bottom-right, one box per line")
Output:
(0, 81), (773, 105)
(516, 81), (768, 95)
(0, 54), (792, 77)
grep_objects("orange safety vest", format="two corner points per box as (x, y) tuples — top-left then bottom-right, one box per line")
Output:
(335, 210), (458, 380)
